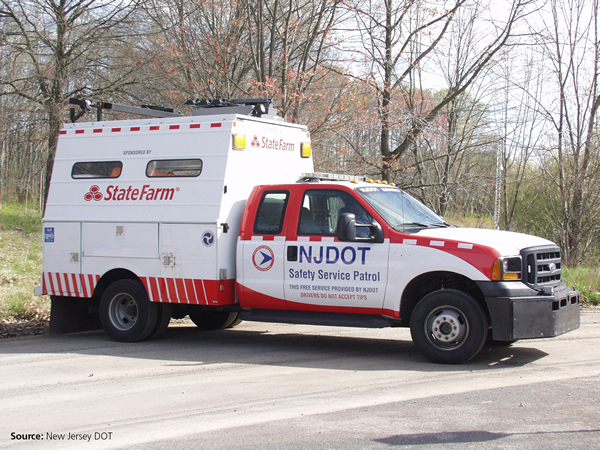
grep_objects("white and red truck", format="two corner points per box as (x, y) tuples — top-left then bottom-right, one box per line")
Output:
(36, 98), (580, 363)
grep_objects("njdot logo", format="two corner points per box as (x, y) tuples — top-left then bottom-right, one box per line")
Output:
(252, 245), (275, 271)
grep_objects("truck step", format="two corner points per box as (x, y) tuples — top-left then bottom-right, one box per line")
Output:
(239, 310), (398, 329)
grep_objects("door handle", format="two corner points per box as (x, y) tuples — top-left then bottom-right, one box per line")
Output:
(287, 245), (298, 262)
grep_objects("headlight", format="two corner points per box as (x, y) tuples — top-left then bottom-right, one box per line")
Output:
(491, 256), (522, 281)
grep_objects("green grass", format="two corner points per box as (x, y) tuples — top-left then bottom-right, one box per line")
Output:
(0, 203), (49, 320)
(562, 266), (600, 306)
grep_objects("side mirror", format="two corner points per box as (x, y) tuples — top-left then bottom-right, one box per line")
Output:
(337, 213), (357, 241)
(336, 213), (384, 244)
(369, 221), (384, 243)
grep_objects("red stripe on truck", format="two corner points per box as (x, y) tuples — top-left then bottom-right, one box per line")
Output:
(42, 272), (236, 305)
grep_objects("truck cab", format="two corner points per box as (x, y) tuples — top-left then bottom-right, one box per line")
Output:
(235, 173), (580, 363)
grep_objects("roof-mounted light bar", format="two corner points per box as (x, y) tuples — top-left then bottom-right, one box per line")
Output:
(298, 172), (368, 183)
(298, 172), (397, 186)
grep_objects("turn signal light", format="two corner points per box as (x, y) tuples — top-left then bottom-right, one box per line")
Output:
(491, 256), (522, 281)
(301, 142), (311, 158)
(233, 133), (246, 150)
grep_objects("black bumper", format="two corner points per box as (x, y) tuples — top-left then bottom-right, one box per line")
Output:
(477, 282), (580, 341)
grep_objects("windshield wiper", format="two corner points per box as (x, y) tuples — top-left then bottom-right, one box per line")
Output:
(398, 221), (450, 229)
(398, 222), (429, 228)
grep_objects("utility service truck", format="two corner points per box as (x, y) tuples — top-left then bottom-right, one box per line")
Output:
(36, 98), (580, 364)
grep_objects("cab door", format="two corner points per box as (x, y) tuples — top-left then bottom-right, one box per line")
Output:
(283, 188), (389, 314)
(238, 189), (290, 309)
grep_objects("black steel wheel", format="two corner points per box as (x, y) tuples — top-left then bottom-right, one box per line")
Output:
(410, 289), (488, 364)
(99, 279), (158, 342)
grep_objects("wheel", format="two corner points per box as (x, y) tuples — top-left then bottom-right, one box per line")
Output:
(148, 303), (172, 339)
(188, 309), (239, 330)
(410, 289), (488, 364)
(99, 279), (158, 342)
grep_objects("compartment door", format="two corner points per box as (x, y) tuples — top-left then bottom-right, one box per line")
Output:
(42, 222), (82, 296)
(159, 223), (218, 304)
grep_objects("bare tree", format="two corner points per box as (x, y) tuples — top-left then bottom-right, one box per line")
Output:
(342, 0), (532, 183)
(141, 0), (342, 124)
(532, 0), (600, 265)
(245, 0), (343, 121)
(491, 48), (543, 231)
(0, 0), (144, 208)
(140, 0), (251, 101)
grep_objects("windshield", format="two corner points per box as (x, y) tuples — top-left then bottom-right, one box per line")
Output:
(355, 186), (448, 231)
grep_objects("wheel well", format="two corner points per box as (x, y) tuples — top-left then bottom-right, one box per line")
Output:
(92, 268), (139, 303)
(399, 271), (487, 326)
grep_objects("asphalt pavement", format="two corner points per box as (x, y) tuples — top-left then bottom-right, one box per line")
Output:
(1, 309), (599, 449)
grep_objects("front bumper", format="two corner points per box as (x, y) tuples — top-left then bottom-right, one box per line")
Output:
(477, 281), (580, 341)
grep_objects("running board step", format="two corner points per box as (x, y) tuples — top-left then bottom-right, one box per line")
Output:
(238, 310), (398, 328)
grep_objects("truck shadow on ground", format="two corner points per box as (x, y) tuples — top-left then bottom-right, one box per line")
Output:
(373, 429), (600, 446)
(3, 322), (548, 372)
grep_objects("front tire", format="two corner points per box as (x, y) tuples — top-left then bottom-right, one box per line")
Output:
(410, 289), (488, 364)
(100, 279), (158, 342)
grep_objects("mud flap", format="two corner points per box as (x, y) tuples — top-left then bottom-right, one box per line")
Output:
(49, 296), (102, 335)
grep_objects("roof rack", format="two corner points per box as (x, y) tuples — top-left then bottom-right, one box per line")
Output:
(185, 98), (272, 118)
(69, 98), (182, 122)
(68, 97), (275, 123)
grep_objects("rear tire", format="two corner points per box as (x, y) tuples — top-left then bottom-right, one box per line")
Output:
(148, 303), (172, 339)
(100, 279), (158, 342)
(188, 309), (239, 330)
(227, 317), (243, 328)
(410, 289), (488, 364)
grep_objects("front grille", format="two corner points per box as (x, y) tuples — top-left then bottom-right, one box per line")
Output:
(522, 246), (562, 289)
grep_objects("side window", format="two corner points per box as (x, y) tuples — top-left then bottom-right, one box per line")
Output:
(254, 191), (289, 235)
(298, 190), (371, 236)
(146, 159), (202, 177)
(72, 161), (122, 179)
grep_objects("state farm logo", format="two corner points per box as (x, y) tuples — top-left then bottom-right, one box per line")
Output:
(252, 245), (275, 271)
(250, 135), (295, 152)
(84, 184), (180, 202)
(84, 185), (103, 201)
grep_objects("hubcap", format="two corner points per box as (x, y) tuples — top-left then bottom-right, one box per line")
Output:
(425, 306), (468, 351)
(109, 294), (138, 331)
